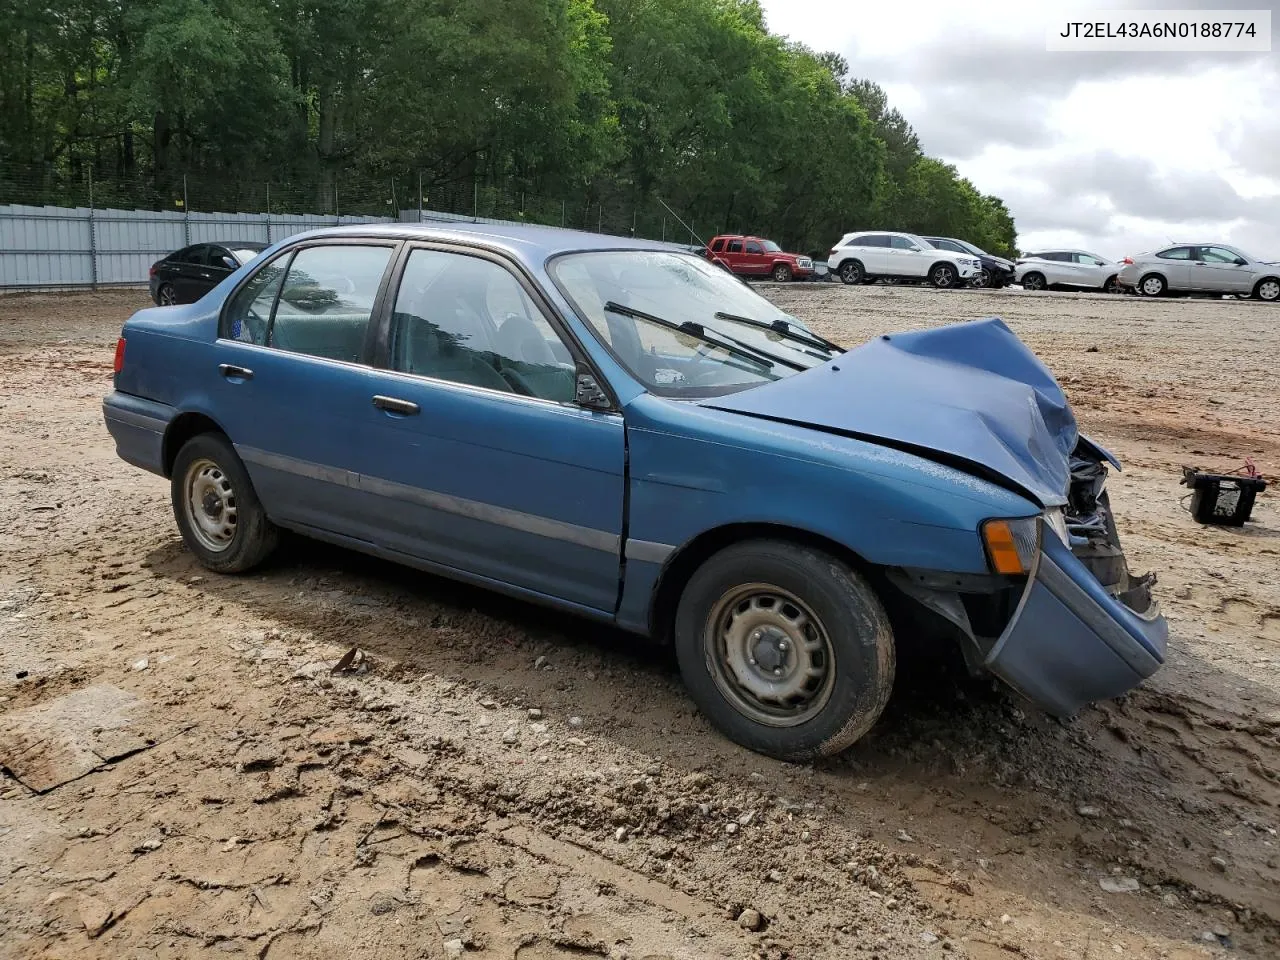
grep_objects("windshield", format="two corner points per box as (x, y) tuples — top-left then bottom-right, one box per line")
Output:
(549, 250), (838, 398)
(761, 240), (781, 252)
(954, 239), (986, 257)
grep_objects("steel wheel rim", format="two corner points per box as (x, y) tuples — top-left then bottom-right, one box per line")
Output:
(184, 457), (238, 552)
(1142, 277), (1162, 295)
(704, 583), (836, 727)
(1259, 280), (1279, 301)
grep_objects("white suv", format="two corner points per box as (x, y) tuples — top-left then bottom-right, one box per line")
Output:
(828, 232), (981, 288)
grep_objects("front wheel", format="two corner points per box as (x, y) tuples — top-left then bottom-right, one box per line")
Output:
(929, 263), (958, 288)
(771, 263), (792, 282)
(171, 432), (279, 574)
(1102, 275), (1121, 294)
(1253, 277), (1280, 302)
(674, 540), (895, 761)
(973, 268), (992, 288)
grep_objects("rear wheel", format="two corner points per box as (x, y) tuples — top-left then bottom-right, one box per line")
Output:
(157, 283), (177, 306)
(838, 260), (864, 285)
(929, 262), (958, 288)
(171, 433), (278, 574)
(1021, 272), (1046, 292)
(1138, 273), (1167, 297)
(674, 540), (895, 761)
(771, 263), (792, 282)
(1253, 277), (1280, 302)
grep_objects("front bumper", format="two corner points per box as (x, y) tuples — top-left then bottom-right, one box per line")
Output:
(983, 525), (1166, 716)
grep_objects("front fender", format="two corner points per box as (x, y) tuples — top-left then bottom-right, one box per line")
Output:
(616, 397), (1038, 632)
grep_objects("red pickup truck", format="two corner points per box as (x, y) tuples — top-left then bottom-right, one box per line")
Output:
(705, 234), (815, 282)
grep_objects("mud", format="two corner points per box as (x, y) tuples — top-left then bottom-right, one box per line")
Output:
(0, 285), (1276, 959)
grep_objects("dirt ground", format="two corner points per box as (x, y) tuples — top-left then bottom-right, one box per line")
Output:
(0, 283), (1276, 960)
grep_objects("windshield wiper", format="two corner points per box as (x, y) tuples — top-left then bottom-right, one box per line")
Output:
(604, 301), (806, 371)
(713, 311), (843, 354)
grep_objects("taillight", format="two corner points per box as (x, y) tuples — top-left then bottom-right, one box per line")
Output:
(149, 262), (158, 278)
(1121, 257), (1133, 265)
(828, 249), (838, 260)
(113, 337), (126, 373)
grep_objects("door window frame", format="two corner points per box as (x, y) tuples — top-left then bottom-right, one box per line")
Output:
(217, 238), (402, 367)
(368, 240), (621, 412)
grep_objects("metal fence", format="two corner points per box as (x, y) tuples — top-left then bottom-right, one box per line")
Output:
(0, 205), (401, 290)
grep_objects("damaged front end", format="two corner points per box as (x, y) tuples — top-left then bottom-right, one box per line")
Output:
(891, 436), (1167, 717)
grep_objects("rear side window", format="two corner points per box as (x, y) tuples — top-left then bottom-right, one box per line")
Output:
(727, 239), (743, 253)
(222, 258), (287, 344)
(1156, 247), (1193, 260)
(268, 245), (393, 363)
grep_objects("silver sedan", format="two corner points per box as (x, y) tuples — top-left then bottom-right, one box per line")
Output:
(1117, 243), (1280, 301)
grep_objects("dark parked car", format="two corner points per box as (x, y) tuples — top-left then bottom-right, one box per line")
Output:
(924, 237), (1016, 288)
(104, 223), (1166, 761)
(150, 242), (267, 306)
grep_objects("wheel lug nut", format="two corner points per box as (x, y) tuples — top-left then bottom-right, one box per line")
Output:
(773, 667), (783, 676)
(748, 657), (757, 666)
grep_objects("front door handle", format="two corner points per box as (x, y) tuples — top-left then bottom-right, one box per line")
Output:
(218, 363), (254, 380)
(372, 395), (420, 415)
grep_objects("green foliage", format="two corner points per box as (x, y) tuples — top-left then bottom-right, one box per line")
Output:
(0, 0), (1016, 253)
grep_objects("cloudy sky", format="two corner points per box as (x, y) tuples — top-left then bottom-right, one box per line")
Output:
(758, 0), (1280, 259)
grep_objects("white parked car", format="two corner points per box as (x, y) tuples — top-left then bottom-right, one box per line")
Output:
(828, 231), (980, 288)
(1116, 243), (1280, 300)
(1015, 250), (1122, 293)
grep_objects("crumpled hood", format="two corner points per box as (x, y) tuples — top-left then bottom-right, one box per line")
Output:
(701, 317), (1077, 507)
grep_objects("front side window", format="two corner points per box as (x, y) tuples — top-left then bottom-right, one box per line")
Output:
(389, 249), (576, 402)
(1157, 247), (1193, 260)
(744, 241), (763, 254)
(550, 250), (839, 398)
(1199, 246), (1240, 263)
(890, 235), (916, 250)
(1074, 253), (1105, 266)
(711, 238), (726, 252)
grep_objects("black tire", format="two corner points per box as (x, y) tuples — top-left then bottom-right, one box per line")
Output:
(928, 262), (958, 288)
(838, 260), (864, 285)
(1138, 273), (1167, 297)
(157, 283), (177, 306)
(1253, 277), (1280, 302)
(170, 432), (278, 574)
(1102, 275), (1120, 294)
(674, 540), (895, 761)
(771, 263), (792, 282)
(1021, 272), (1046, 292)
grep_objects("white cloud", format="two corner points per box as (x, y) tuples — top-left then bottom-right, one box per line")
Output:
(759, 0), (1280, 258)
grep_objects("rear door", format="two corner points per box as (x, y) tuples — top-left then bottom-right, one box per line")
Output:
(852, 235), (889, 274)
(212, 240), (399, 540)
(170, 245), (209, 302)
(356, 244), (626, 612)
(723, 237), (746, 274)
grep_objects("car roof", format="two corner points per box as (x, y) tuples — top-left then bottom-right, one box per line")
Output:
(279, 222), (680, 267)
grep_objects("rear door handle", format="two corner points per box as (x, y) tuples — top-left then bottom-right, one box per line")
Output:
(372, 395), (420, 415)
(218, 363), (254, 380)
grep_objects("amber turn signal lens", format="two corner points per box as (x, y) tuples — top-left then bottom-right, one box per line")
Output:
(982, 519), (1026, 575)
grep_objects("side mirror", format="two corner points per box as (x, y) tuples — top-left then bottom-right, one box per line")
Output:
(575, 370), (611, 410)
(1235, 258), (1248, 266)
(222, 256), (238, 269)
(908, 245), (921, 252)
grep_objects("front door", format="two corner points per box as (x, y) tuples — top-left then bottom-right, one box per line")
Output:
(358, 245), (626, 613)
(1194, 246), (1253, 294)
(742, 239), (768, 275)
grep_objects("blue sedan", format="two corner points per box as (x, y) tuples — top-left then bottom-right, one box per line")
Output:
(103, 223), (1167, 760)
